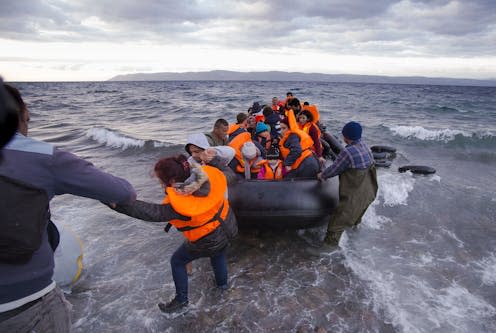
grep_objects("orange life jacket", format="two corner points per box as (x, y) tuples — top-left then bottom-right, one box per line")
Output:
(228, 123), (242, 135)
(298, 122), (322, 151)
(256, 159), (283, 180)
(162, 166), (229, 242)
(228, 132), (261, 174)
(279, 111), (314, 170)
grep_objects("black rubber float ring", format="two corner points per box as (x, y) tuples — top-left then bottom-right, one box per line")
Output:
(371, 145), (397, 153)
(398, 165), (436, 174)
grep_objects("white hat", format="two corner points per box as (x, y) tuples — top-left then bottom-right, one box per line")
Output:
(241, 141), (257, 159)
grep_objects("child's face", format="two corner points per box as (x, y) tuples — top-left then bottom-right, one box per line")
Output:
(298, 114), (308, 124)
(189, 145), (204, 163)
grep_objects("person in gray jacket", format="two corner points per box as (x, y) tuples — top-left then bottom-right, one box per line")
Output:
(185, 133), (237, 184)
(0, 84), (136, 333)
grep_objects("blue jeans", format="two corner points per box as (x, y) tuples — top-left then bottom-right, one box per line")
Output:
(170, 242), (227, 302)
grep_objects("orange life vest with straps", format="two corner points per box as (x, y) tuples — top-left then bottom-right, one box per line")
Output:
(300, 122), (322, 154)
(256, 159), (284, 180)
(228, 123), (242, 135)
(162, 166), (229, 242)
(300, 122), (322, 138)
(279, 111), (314, 170)
(228, 132), (261, 174)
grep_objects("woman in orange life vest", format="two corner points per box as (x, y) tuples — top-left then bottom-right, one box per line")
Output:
(279, 114), (320, 179)
(297, 109), (323, 158)
(110, 154), (237, 314)
(256, 145), (287, 180)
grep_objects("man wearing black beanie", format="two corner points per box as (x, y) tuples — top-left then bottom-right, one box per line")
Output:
(309, 121), (378, 253)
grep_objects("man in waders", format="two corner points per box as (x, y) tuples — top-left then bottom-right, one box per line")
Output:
(309, 121), (378, 253)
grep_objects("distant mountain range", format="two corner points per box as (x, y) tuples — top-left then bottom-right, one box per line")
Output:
(108, 70), (496, 87)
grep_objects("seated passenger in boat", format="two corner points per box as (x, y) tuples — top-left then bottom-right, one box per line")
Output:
(256, 145), (286, 180)
(248, 102), (264, 123)
(283, 91), (294, 109)
(271, 97), (283, 113)
(298, 110), (323, 158)
(228, 133), (263, 179)
(279, 116), (320, 179)
(285, 97), (302, 118)
(228, 113), (248, 142)
(246, 114), (257, 138)
(262, 106), (281, 141)
(204, 118), (229, 146)
(185, 133), (236, 184)
(255, 121), (272, 151)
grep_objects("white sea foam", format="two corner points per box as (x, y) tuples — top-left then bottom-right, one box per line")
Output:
(388, 125), (469, 142)
(378, 173), (415, 207)
(472, 254), (496, 286)
(360, 173), (415, 230)
(361, 203), (392, 230)
(430, 175), (441, 182)
(86, 127), (146, 149)
(344, 251), (496, 333)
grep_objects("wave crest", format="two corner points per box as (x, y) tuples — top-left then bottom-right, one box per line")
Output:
(388, 125), (495, 146)
(389, 125), (469, 142)
(86, 127), (170, 150)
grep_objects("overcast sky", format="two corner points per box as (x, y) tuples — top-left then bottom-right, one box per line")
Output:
(1, 0), (495, 81)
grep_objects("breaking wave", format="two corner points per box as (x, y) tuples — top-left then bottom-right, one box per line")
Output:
(86, 127), (171, 150)
(388, 125), (496, 146)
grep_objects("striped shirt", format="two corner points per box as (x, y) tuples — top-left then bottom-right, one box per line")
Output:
(322, 139), (374, 179)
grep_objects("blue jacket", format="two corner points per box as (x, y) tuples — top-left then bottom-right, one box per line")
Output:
(0, 133), (136, 308)
(264, 113), (281, 139)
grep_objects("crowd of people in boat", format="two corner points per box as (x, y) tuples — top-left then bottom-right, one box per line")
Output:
(198, 92), (329, 181)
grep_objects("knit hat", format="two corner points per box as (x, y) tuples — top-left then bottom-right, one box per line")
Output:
(342, 121), (362, 141)
(241, 141), (257, 159)
(255, 122), (269, 134)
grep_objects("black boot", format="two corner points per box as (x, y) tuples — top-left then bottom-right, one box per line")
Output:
(158, 297), (188, 313)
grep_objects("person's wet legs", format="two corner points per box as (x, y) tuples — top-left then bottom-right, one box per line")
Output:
(170, 243), (195, 303)
(210, 248), (228, 288)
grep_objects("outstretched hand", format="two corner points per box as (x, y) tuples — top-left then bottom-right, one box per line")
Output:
(201, 148), (216, 163)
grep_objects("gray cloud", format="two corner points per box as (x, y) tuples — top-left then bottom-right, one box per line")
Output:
(0, 0), (495, 57)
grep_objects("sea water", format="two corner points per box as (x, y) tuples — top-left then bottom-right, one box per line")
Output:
(13, 81), (496, 332)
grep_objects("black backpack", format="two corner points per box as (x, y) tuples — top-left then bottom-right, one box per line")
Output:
(0, 175), (50, 264)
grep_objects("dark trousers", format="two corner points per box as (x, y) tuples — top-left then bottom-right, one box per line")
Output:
(170, 242), (227, 302)
(0, 287), (71, 333)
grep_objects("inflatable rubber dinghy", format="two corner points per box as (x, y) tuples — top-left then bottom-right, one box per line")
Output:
(53, 221), (83, 292)
(228, 177), (339, 229)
